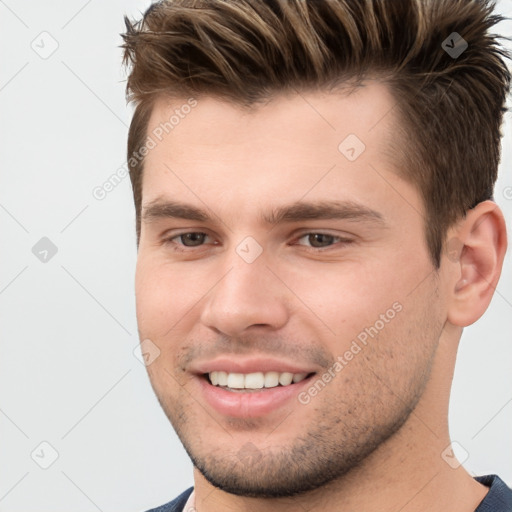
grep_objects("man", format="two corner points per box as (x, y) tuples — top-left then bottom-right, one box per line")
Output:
(121, 0), (512, 510)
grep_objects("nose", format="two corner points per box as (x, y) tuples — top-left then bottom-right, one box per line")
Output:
(199, 248), (290, 337)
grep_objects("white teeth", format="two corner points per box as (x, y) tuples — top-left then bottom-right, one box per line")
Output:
(227, 373), (245, 389)
(279, 372), (294, 386)
(208, 371), (310, 389)
(244, 372), (265, 389)
(292, 373), (308, 383)
(264, 371), (279, 388)
(218, 371), (228, 386)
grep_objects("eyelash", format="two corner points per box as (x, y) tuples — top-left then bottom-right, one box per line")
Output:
(162, 231), (353, 253)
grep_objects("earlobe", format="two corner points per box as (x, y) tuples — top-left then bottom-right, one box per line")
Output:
(446, 201), (507, 327)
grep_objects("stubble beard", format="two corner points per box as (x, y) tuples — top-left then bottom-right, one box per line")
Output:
(153, 355), (434, 499)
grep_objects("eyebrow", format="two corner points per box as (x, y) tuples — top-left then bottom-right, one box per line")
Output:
(141, 198), (386, 227)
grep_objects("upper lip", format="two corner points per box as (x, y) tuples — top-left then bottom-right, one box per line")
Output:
(191, 357), (318, 375)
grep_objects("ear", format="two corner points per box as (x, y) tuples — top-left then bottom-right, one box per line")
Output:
(446, 200), (508, 327)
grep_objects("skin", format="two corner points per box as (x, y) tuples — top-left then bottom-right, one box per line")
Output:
(135, 83), (507, 511)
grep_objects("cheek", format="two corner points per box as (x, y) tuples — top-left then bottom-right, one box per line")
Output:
(135, 256), (180, 336)
(135, 255), (213, 337)
(285, 248), (434, 365)
(283, 259), (410, 340)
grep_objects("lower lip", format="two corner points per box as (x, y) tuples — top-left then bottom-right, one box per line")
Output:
(197, 375), (313, 418)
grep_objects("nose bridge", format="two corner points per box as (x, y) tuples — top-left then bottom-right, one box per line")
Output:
(200, 241), (289, 335)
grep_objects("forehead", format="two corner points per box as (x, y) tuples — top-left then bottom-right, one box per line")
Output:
(140, 83), (414, 221)
(145, 82), (399, 159)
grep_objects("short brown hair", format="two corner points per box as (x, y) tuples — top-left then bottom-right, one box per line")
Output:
(121, 0), (510, 267)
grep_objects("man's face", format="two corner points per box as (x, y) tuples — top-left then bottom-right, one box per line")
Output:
(135, 84), (446, 497)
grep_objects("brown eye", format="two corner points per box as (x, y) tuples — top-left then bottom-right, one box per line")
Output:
(178, 232), (208, 247)
(295, 232), (348, 249)
(305, 233), (337, 248)
(296, 232), (353, 252)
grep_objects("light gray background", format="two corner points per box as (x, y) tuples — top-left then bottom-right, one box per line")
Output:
(0, 1), (511, 511)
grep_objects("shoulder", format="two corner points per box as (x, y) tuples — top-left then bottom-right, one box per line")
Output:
(142, 487), (194, 512)
(474, 474), (512, 511)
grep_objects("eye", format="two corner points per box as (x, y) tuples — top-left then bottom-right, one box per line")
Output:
(294, 232), (352, 250)
(164, 231), (213, 250)
(162, 231), (352, 253)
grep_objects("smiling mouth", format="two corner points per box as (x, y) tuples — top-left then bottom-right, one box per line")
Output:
(204, 371), (315, 392)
